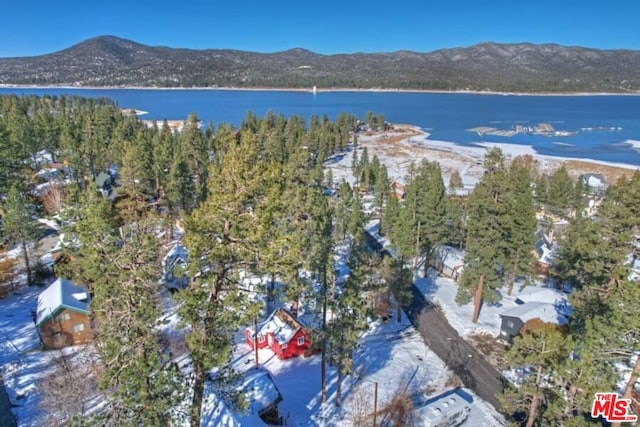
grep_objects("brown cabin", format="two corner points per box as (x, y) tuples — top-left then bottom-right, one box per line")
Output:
(390, 181), (406, 200)
(36, 278), (92, 349)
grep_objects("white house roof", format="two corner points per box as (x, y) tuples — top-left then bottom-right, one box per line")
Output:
(240, 367), (282, 416)
(433, 245), (465, 269)
(248, 308), (305, 345)
(36, 278), (90, 326)
(583, 173), (607, 188)
(200, 368), (282, 426)
(500, 302), (567, 326)
(515, 287), (567, 305)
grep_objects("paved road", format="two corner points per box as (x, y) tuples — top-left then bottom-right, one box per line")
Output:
(403, 285), (506, 411)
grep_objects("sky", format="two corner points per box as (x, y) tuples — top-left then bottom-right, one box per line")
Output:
(1, 0), (639, 57)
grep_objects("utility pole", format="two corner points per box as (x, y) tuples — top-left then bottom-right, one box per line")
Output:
(373, 382), (378, 427)
(254, 317), (259, 368)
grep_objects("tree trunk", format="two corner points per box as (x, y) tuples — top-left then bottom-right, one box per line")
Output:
(254, 317), (259, 369)
(413, 222), (421, 270)
(508, 248), (521, 296)
(611, 356), (640, 427)
(21, 239), (31, 285)
(336, 362), (343, 407)
(526, 365), (543, 427)
(321, 271), (328, 403)
(471, 275), (483, 323)
(397, 260), (404, 323)
(190, 362), (205, 427)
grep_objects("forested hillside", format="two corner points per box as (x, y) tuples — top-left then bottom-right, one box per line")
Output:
(1, 36), (640, 92)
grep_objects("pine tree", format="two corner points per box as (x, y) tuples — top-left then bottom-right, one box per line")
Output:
(2, 185), (38, 285)
(62, 185), (184, 425)
(499, 320), (572, 427)
(177, 129), (264, 426)
(388, 190), (415, 322)
(327, 236), (372, 407)
(559, 173), (640, 425)
(449, 169), (463, 190)
(456, 148), (510, 322)
(305, 185), (334, 403)
(547, 165), (575, 216)
(503, 159), (537, 294)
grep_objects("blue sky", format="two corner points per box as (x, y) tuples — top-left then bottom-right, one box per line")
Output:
(1, 0), (639, 57)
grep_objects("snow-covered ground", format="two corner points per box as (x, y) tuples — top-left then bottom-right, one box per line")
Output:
(0, 285), (56, 426)
(326, 127), (638, 197)
(216, 301), (504, 426)
(414, 269), (570, 339)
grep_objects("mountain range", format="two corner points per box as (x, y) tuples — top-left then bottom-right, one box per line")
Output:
(1, 36), (639, 93)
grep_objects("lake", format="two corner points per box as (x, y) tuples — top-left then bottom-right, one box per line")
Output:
(1, 87), (640, 166)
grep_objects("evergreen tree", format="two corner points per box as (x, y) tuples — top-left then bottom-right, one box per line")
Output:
(327, 235), (372, 407)
(457, 148), (510, 322)
(449, 169), (463, 191)
(2, 186), (38, 285)
(62, 185), (184, 425)
(503, 159), (537, 294)
(306, 185), (334, 403)
(499, 321), (572, 427)
(547, 165), (575, 216)
(444, 196), (467, 249)
(177, 129), (264, 426)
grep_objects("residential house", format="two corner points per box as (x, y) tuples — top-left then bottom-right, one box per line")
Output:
(581, 173), (607, 194)
(245, 308), (311, 360)
(532, 229), (555, 276)
(162, 243), (189, 291)
(498, 302), (567, 343)
(430, 245), (465, 281)
(389, 181), (406, 200)
(200, 367), (284, 426)
(35, 278), (92, 349)
(240, 367), (283, 424)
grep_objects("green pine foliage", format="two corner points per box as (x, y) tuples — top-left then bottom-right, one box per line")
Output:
(62, 185), (184, 425)
(499, 321), (572, 427)
(2, 185), (39, 284)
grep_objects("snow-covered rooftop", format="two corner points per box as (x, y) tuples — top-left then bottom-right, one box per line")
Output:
(514, 287), (567, 305)
(499, 302), (567, 326)
(248, 309), (305, 345)
(240, 367), (282, 416)
(36, 278), (90, 326)
(433, 245), (465, 269)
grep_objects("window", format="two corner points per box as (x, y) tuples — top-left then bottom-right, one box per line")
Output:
(298, 336), (305, 346)
(258, 335), (265, 343)
(506, 320), (515, 329)
(282, 343), (287, 349)
(72, 323), (85, 333)
(56, 312), (71, 322)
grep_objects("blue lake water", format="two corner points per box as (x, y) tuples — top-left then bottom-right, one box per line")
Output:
(2, 87), (640, 166)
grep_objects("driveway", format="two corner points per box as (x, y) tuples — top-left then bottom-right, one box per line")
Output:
(403, 286), (506, 410)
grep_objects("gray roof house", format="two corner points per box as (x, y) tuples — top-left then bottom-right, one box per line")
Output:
(499, 302), (567, 343)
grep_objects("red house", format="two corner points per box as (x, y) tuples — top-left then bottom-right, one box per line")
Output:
(245, 308), (311, 360)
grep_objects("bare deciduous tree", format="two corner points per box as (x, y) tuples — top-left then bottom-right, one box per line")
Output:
(38, 347), (100, 425)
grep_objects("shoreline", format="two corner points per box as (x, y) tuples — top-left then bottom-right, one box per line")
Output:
(403, 125), (640, 171)
(1, 84), (639, 97)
